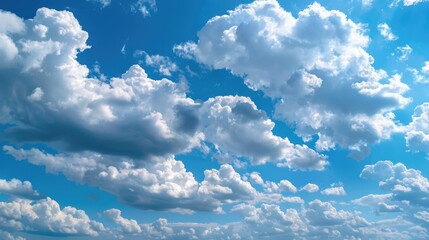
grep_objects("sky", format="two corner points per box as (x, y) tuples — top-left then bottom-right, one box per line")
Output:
(1, 0), (429, 239)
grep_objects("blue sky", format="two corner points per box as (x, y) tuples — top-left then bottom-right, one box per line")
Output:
(1, 0), (429, 239)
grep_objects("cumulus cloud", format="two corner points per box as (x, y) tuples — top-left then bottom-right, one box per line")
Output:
(0, 197), (105, 237)
(105, 199), (423, 239)
(0, 230), (25, 240)
(199, 96), (327, 170)
(0, 7), (323, 173)
(361, 160), (429, 208)
(176, 0), (410, 157)
(103, 209), (142, 234)
(4, 146), (270, 212)
(321, 184), (347, 196)
(0, 8), (204, 160)
(134, 50), (178, 76)
(405, 103), (429, 156)
(301, 183), (320, 193)
(0, 178), (41, 200)
(353, 194), (402, 214)
(409, 61), (429, 83)
(378, 23), (398, 41)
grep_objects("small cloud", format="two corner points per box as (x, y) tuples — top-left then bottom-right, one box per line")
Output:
(321, 183), (346, 196)
(378, 23), (398, 41)
(121, 44), (126, 55)
(397, 44), (412, 61)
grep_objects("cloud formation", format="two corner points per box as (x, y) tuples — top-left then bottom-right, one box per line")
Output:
(0, 197), (105, 237)
(176, 0), (410, 156)
(0, 6), (323, 172)
(0, 178), (41, 200)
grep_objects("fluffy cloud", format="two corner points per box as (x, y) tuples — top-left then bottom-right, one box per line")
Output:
(0, 7), (323, 172)
(378, 23), (397, 41)
(103, 209), (141, 234)
(321, 184), (346, 196)
(199, 96), (327, 170)
(391, 0), (429, 6)
(361, 160), (429, 208)
(409, 61), (429, 83)
(4, 146), (265, 212)
(0, 8), (203, 160)
(176, 0), (410, 156)
(0, 230), (25, 240)
(0, 197), (105, 237)
(405, 103), (429, 156)
(0, 178), (41, 200)
(352, 194), (402, 214)
(134, 50), (178, 76)
(301, 183), (319, 193)
(105, 200), (423, 240)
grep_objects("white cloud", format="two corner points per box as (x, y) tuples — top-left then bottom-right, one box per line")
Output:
(361, 160), (429, 208)
(249, 172), (264, 185)
(397, 44), (413, 61)
(378, 23), (398, 41)
(301, 183), (319, 193)
(131, 0), (157, 17)
(135, 50), (178, 76)
(123, 200), (422, 239)
(103, 209), (142, 234)
(0, 8), (204, 160)
(321, 184), (347, 196)
(177, 0), (410, 157)
(4, 146), (268, 212)
(0, 7), (323, 173)
(200, 96), (327, 170)
(391, 0), (429, 6)
(361, 0), (373, 7)
(87, 0), (111, 8)
(405, 103), (429, 156)
(0, 197), (105, 237)
(0, 230), (25, 240)
(0, 178), (41, 200)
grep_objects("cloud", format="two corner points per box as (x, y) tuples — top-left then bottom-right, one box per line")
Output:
(0, 7), (324, 173)
(87, 0), (111, 8)
(410, 61), (429, 83)
(131, 0), (157, 17)
(105, 199), (423, 239)
(4, 146), (270, 212)
(0, 230), (25, 240)
(0, 197), (105, 237)
(352, 194), (402, 214)
(301, 183), (319, 193)
(397, 44), (413, 61)
(176, 0), (410, 157)
(361, 0), (373, 7)
(199, 96), (327, 170)
(361, 160), (429, 208)
(391, 0), (429, 6)
(103, 209), (142, 234)
(134, 50), (178, 76)
(378, 23), (398, 41)
(0, 178), (42, 200)
(321, 184), (347, 196)
(405, 103), (429, 156)
(0, 8), (204, 160)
